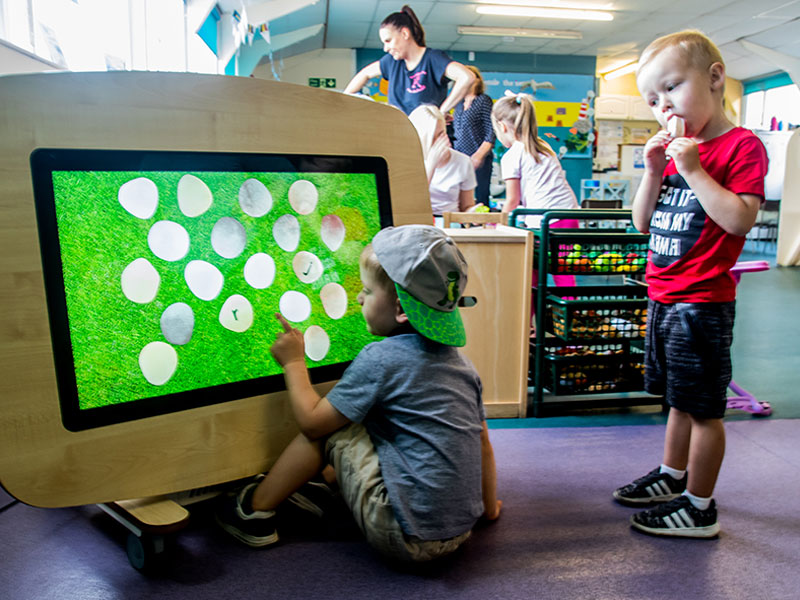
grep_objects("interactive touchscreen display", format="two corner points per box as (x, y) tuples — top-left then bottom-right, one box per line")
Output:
(31, 149), (392, 431)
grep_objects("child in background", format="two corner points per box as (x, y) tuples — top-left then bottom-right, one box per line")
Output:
(217, 225), (501, 561)
(613, 30), (768, 538)
(408, 104), (478, 221)
(491, 92), (579, 300)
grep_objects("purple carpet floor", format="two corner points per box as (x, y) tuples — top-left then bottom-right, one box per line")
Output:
(2, 418), (798, 600)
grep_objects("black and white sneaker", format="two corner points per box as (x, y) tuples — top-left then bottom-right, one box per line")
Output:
(613, 467), (686, 506)
(216, 481), (279, 548)
(630, 495), (720, 538)
(285, 479), (337, 519)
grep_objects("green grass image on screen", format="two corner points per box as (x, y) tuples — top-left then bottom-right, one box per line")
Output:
(52, 169), (382, 411)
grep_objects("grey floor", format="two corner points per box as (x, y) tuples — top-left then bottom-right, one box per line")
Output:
(2, 246), (798, 599)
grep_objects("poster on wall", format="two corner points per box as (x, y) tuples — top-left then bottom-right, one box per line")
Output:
(482, 72), (596, 160)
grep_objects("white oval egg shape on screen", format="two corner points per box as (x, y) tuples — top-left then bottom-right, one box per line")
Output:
(239, 178), (273, 217)
(304, 326), (330, 362)
(292, 251), (323, 284)
(211, 217), (247, 259)
(244, 253), (276, 289)
(279, 290), (312, 322)
(177, 174), (213, 217)
(119, 177), (158, 220)
(139, 341), (177, 386)
(273, 214), (300, 252)
(320, 283), (347, 319)
(288, 180), (318, 215)
(219, 294), (253, 332)
(148, 220), (190, 262)
(121, 258), (160, 304)
(184, 260), (224, 301)
(320, 214), (345, 251)
(161, 302), (194, 345)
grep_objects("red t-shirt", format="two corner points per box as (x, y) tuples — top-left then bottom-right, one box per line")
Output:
(646, 127), (769, 303)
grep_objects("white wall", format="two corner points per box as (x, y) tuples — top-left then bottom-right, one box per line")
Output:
(252, 48), (355, 91)
(0, 39), (63, 75)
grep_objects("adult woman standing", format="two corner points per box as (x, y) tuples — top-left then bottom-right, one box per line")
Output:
(343, 5), (475, 116)
(452, 66), (496, 206)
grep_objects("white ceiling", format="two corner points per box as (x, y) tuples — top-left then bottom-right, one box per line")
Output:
(258, 0), (800, 81)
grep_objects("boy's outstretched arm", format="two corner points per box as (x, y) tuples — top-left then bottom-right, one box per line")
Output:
(271, 313), (350, 440)
(667, 138), (761, 236)
(480, 420), (502, 520)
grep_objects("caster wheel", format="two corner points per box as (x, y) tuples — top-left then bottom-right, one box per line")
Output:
(126, 532), (169, 572)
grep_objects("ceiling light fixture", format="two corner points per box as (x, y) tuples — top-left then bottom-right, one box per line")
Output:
(476, 5), (614, 21)
(477, 0), (615, 9)
(458, 25), (582, 40)
(602, 61), (638, 80)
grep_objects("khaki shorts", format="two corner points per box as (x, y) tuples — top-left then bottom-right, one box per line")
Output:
(325, 423), (470, 562)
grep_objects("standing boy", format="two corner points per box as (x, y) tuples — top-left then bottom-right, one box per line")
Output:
(217, 225), (501, 561)
(613, 31), (768, 537)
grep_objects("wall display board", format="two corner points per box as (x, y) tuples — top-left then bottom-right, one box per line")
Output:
(482, 73), (596, 200)
(0, 72), (430, 507)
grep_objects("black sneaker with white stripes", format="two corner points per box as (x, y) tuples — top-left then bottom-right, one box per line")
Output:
(630, 495), (720, 538)
(613, 467), (686, 506)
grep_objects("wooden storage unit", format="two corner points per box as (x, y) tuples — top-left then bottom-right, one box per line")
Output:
(446, 225), (533, 418)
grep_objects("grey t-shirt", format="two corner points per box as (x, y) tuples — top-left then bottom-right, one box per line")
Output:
(326, 333), (485, 540)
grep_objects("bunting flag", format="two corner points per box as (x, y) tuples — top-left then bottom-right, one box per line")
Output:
(259, 22), (270, 45)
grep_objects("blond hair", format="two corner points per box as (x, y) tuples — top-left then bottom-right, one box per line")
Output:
(359, 244), (395, 295)
(465, 65), (485, 96)
(408, 104), (446, 162)
(491, 94), (554, 162)
(637, 30), (724, 76)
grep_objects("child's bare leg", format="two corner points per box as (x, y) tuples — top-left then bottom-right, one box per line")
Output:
(251, 433), (324, 511)
(662, 407), (691, 470)
(685, 416), (725, 498)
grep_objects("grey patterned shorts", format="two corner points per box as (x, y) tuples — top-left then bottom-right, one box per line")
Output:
(644, 299), (735, 419)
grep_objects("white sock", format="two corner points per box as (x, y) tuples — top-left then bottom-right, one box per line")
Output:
(683, 490), (712, 511)
(659, 464), (686, 480)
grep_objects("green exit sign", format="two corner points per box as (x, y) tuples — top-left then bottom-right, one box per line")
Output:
(309, 77), (337, 88)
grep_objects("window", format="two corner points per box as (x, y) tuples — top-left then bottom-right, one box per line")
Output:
(743, 83), (800, 131)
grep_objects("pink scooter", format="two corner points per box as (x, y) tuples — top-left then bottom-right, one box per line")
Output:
(727, 261), (773, 416)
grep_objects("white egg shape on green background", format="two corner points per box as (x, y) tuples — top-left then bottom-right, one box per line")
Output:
(239, 178), (272, 217)
(244, 253), (276, 289)
(211, 217), (247, 259)
(119, 177), (158, 220)
(139, 341), (177, 386)
(304, 325), (330, 362)
(148, 220), (190, 262)
(121, 258), (160, 304)
(184, 260), (224, 301)
(279, 290), (311, 323)
(320, 283), (348, 319)
(160, 302), (194, 345)
(292, 251), (323, 284)
(320, 214), (345, 251)
(219, 294), (253, 333)
(177, 174), (213, 217)
(288, 180), (318, 215)
(273, 214), (300, 252)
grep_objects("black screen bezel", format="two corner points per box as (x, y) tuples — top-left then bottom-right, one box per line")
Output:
(30, 148), (393, 431)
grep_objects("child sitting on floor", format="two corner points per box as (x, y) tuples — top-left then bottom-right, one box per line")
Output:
(217, 224), (501, 561)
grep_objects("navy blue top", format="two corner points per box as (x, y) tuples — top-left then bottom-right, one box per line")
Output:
(379, 48), (453, 115)
(453, 93), (496, 156)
